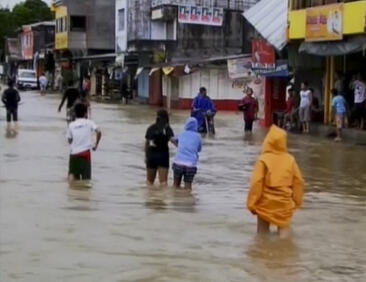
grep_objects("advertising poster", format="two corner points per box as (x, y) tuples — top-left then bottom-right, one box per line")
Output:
(201, 7), (211, 23)
(251, 39), (276, 70)
(212, 8), (223, 25)
(305, 4), (343, 42)
(178, 6), (223, 26)
(178, 6), (189, 22)
(227, 57), (254, 80)
(190, 6), (201, 23)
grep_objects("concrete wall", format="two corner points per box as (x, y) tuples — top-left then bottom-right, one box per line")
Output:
(169, 10), (244, 60)
(33, 26), (55, 53)
(87, 0), (115, 51)
(128, 1), (244, 58)
(68, 32), (87, 50)
(116, 0), (128, 53)
(161, 68), (265, 113)
(60, 0), (115, 51)
(128, 0), (151, 41)
(177, 68), (264, 101)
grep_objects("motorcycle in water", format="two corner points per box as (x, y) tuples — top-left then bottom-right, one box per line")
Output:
(203, 110), (216, 135)
(191, 108), (216, 135)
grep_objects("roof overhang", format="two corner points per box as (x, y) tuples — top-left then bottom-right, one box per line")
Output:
(243, 0), (288, 51)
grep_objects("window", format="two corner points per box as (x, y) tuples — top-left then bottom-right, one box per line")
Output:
(118, 8), (125, 31)
(56, 17), (68, 33)
(70, 16), (86, 32)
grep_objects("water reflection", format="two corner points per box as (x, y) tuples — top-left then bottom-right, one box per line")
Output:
(144, 187), (196, 213)
(172, 188), (196, 213)
(67, 184), (92, 202)
(5, 128), (18, 139)
(144, 187), (168, 211)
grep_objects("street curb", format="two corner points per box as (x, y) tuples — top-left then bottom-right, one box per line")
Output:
(310, 123), (366, 145)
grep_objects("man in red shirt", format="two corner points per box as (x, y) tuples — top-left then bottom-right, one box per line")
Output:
(284, 88), (295, 128)
(239, 87), (259, 133)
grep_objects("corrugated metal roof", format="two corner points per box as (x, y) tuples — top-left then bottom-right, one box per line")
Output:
(243, 0), (288, 50)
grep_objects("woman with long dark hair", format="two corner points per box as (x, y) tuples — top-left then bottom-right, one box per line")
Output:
(145, 110), (174, 186)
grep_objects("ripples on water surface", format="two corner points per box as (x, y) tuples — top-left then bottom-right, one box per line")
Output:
(0, 92), (365, 281)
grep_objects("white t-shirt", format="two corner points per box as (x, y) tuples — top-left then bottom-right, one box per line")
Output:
(300, 90), (311, 108)
(39, 75), (48, 86)
(352, 80), (366, 104)
(66, 118), (98, 155)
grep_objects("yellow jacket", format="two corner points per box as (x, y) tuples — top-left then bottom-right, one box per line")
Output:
(247, 126), (304, 228)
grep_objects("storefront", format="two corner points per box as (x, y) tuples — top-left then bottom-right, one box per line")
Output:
(288, 0), (366, 124)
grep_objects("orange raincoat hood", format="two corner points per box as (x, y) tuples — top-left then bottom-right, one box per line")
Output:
(261, 125), (287, 154)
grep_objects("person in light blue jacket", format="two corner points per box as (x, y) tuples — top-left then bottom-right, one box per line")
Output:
(172, 117), (202, 190)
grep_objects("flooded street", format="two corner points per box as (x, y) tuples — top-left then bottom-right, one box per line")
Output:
(1, 90), (366, 282)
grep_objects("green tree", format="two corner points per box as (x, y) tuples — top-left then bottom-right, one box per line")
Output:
(12, 0), (52, 27)
(0, 8), (16, 57)
(0, 0), (52, 58)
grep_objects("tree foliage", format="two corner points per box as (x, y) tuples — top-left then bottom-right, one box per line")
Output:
(0, 0), (52, 57)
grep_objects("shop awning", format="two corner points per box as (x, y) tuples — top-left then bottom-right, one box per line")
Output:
(299, 36), (366, 56)
(243, 0), (288, 51)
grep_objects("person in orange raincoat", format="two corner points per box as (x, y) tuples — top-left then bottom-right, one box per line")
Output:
(247, 125), (304, 238)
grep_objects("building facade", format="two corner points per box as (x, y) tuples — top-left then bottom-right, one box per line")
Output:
(53, 0), (115, 95)
(117, 0), (260, 109)
(19, 21), (55, 76)
(288, 0), (366, 124)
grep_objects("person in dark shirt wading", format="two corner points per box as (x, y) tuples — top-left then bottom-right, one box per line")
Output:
(145, 110), (174, 187)
(2, 80), (21, 134)
(58, 81), (80, 123)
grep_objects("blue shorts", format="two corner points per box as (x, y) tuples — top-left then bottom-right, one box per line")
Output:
(173, 163), (197, 184)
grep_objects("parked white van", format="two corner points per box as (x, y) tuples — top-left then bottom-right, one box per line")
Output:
(16, 69), (38, 90)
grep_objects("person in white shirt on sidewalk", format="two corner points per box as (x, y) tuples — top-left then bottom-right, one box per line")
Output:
(350, 74), (366, 129)
(299, 81), (312, 133)
(66, 103), (102, 183)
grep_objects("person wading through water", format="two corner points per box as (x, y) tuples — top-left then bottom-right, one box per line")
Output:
(144, 110), (175, 187)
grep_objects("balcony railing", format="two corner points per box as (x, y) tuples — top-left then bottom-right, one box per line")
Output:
(151, 0), (260, 10)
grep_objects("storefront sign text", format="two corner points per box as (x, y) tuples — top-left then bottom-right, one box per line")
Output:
(305, 4), (343, 42)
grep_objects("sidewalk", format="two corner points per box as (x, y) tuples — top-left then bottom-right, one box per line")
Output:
(310, 123), (366, 145)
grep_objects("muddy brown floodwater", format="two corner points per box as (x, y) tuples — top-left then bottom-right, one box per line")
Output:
(1, 90), (366, 282)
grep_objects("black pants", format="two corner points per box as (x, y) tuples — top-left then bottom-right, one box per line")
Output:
(244, 120), (254, 132)
(6, 108), (18, 122)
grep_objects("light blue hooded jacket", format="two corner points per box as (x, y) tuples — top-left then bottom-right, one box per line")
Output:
(173, 117), (202, 167)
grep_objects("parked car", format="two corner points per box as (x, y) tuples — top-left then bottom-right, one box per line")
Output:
(16, 69), (38, 90)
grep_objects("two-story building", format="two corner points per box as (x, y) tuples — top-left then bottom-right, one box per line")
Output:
(53, 0), (115, 95)
(117, 0), (261, 110)
(19, 21), (55, 77)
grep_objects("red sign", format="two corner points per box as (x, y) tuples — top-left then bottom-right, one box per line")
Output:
(21, 28), (33, 60)
(251, 40), (275, 70)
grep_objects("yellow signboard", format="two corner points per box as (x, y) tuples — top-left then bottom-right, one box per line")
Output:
(305, 4), (343, 42)
(55, 5), (67, 19)
(55, 32), (68, 50)
(54, 5), (68, 50)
